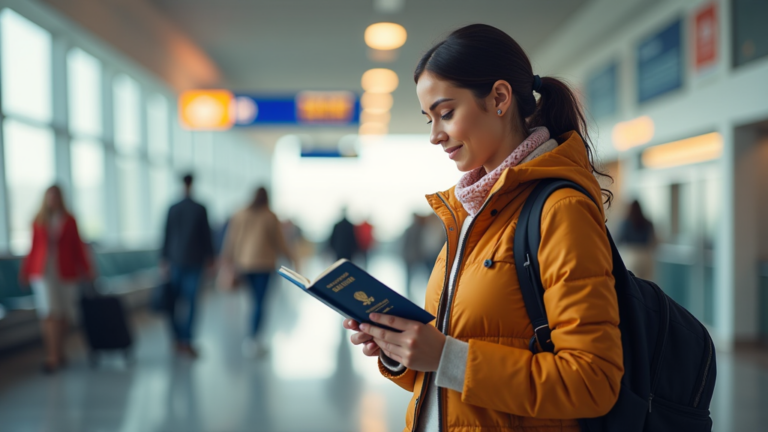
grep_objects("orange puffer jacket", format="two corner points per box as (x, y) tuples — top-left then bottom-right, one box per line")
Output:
(378, 131), (624, 432)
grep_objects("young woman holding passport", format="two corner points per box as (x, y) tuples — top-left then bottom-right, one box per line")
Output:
(343, 24), (622, 432)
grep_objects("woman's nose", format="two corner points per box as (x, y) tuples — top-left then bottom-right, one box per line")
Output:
(430, 127), (447, 145)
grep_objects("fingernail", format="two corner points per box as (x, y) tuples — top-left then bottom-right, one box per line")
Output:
(360, 324), (368, 331)
(370, 313), (378, 320)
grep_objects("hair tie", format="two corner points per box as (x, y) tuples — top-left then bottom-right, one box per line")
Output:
(532, 75), (542, 93)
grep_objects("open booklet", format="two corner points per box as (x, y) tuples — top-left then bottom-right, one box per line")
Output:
(279, 259), (435, 330)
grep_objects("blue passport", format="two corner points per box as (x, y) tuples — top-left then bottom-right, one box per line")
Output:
(278, 259), (435, 331)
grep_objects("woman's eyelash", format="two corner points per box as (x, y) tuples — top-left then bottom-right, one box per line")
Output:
(426, 110), (454, 125)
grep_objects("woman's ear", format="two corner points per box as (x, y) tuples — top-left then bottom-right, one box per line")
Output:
(490, 80), (513, 115)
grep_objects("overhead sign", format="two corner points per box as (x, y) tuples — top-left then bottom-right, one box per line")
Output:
(694, 3), (718, 73)
(586, 61), (618, 120)
(178, 90), (360, 130)
(232, 91), (360, 127)
(637, 19), (683, 103)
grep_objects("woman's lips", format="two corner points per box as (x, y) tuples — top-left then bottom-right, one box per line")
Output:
(446, 145), (463, 160)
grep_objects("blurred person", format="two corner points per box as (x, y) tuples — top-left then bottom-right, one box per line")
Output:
(160, 174), (214, 359)
(401, 213), (427, 299)
(422, 213), (446, 268)
(354, 218), (375, 268)
(328, 207), (358, 261)
(19, 185), (94, 373)
(220, 187), (295, 358)
(344, 24), (622, 432)
(617, 199), (656, 279)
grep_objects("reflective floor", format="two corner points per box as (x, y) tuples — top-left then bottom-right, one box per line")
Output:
(0, 253), (767, 431)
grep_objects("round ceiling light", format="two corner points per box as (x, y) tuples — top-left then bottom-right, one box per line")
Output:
(365, 22), (407, 50)
(361, 92), (394, 113)
(361, 68), (399, 93)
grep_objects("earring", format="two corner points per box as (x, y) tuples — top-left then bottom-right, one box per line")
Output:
(497, 109), (502, 116)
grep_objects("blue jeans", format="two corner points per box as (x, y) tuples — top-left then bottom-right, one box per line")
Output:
(244, 272), (271, 338)
(168, 266), (203, 343)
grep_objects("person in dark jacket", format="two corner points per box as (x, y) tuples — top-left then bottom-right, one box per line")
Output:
(160, 174), (214, 358)
(328, 208), (359, 261)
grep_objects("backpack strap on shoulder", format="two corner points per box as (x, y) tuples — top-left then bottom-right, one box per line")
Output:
(513, 179), (595, 354)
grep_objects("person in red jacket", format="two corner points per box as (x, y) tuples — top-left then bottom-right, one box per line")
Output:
(19, 185), (93, 373)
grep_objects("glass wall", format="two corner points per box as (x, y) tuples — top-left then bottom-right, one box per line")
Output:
(68, 48), (105, 242)
(1, 10), (54, 255)
(0, 6), (266, 257)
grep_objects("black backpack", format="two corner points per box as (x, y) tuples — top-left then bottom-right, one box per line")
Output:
(513, 179), (716, 432)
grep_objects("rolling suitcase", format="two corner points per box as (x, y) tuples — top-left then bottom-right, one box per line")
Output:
(79, 294), (134, 367)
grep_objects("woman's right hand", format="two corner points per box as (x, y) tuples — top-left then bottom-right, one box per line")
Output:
(343, 319), (380, 357)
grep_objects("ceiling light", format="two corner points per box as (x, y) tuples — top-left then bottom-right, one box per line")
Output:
(612, 116), (655, 151)
(365, 23), (407, 50)
(361, 110), (391, 125)
(361, 92), (394, 113)
(642, 132), (723, 169)
(359, 122), (388, 136)
(361, 68), (399, 93)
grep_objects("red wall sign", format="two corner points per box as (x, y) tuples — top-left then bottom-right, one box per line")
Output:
(694, 3), (718, 71)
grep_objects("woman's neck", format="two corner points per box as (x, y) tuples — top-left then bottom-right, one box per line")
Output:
(483, 127), (528, 174)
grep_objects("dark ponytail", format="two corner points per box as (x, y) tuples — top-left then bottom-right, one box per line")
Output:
(414, 24), (613, 207)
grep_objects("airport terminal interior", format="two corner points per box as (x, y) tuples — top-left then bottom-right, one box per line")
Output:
(0, 0), (767, 431)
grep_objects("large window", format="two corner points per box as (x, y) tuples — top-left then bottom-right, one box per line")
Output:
(1, 9), (54, 254)
(113, 74), (146, 244)
(147, 94), (172, 237)
(3, 121), (55, 254)
(68, 48), (105, 242)
(71, 140), (105, 241)
(113, 74), (142, 154)
(67, 48), (102, 137)
(0, 9), (51, 123)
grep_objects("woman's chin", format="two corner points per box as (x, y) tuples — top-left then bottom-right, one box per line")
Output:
(454, 160), (479, 173)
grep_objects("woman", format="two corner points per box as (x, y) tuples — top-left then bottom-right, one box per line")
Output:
(220, 187), (295, 358)
(343, 24), (623, 432)
(19, 185), (93, 373)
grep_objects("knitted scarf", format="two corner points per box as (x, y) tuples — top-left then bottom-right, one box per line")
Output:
(455, 127), (551, 216)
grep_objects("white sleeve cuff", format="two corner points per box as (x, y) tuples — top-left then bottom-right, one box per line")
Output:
(435, 336), (469, 393)
(379, 352), (406, 372)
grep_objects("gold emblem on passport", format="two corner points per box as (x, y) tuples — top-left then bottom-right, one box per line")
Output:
(354, 291), (374, 306)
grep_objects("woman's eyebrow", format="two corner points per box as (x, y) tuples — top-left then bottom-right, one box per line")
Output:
(421, 98), (454, 114)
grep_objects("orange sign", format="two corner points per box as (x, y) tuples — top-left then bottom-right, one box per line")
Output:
(296, 91), (356, 123)
(179, 90), (234, 130)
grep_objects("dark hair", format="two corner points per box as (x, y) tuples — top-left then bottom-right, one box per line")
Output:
(182, 174), (194, 187)
(252, 187), (269, 208)
(628, 200), (650, 229)
(414, 23), (613, 206)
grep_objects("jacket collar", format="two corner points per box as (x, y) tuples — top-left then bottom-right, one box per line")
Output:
(426, 131), (603, 227)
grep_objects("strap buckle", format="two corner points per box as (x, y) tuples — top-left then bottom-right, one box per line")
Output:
(528, 324), (555, 353)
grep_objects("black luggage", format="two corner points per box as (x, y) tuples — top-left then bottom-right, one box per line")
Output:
(79, 294), (134, 366)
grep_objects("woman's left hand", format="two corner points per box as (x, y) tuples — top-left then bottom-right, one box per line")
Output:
(359, 313), (446, 372)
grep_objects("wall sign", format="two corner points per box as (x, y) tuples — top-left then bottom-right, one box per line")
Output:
(637, 19), (683, 103)
(586, 62), (618, 120)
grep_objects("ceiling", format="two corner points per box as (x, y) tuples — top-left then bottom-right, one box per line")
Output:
(152, 0), (591, 134)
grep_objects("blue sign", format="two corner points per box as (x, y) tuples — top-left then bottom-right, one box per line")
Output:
(586, 62), (618, 120)
(231, 91), (361, 126)
(637, 19), (683, 103)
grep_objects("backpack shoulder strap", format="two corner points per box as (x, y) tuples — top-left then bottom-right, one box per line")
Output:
(513, 179), (596, 353)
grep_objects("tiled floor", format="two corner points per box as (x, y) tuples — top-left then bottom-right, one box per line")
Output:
(0, 253), (766, 431)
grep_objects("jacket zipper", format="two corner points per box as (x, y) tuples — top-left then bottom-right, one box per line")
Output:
(435, 192), (496, 432)
(410, 193), (457, 432)
(648, 285), (670, 413)
(692, 331), (714, 408)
